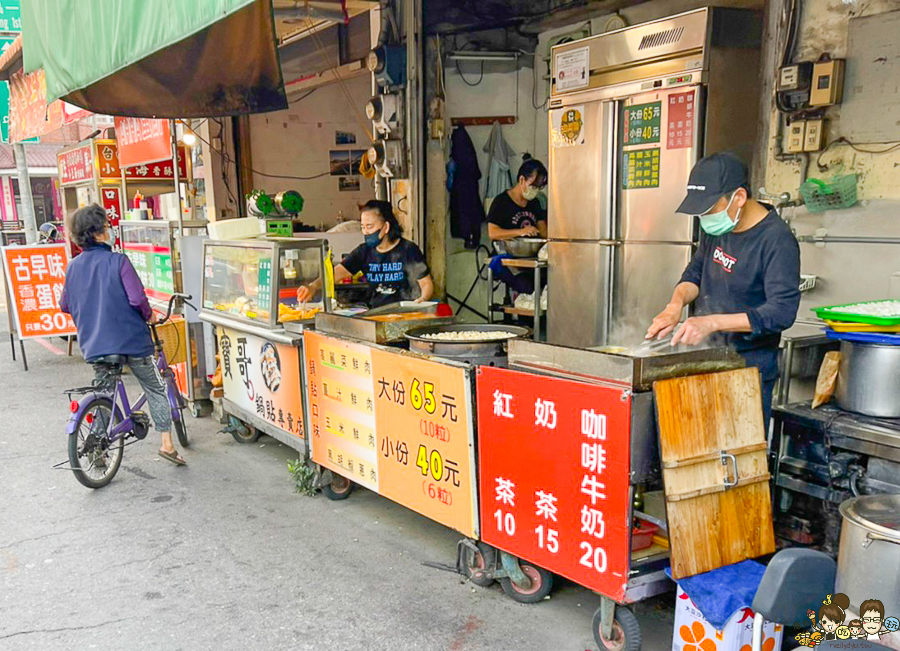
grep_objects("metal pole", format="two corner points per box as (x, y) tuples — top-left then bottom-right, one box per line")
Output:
(170, 119), (185, 236)
(13, 143), (38, 244)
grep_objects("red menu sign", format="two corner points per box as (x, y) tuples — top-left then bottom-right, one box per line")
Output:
(114, 117), (172, 168)
(2, 244), (76, 339)
(101, 187), (123, 251)
(476, 366), (632, 600)
(666, 90), (695, 150)
(94, 140), (188, 182)
(58, 145), (94, 186)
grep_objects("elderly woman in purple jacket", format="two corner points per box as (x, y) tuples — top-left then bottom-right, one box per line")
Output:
(60, 204), (186, 466)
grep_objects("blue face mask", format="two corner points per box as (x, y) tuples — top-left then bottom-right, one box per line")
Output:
(364, 231), (383, 248)
(699, 191), (741, 236)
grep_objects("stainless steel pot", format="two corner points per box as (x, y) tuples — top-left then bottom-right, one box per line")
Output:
(837, 494), (900, 616)
(405, 324), (530, 366)
(835, 341), (900, 418)
(504, 238), (545, 258)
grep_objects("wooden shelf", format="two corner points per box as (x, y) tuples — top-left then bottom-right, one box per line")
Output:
(501, 257), (547, 269)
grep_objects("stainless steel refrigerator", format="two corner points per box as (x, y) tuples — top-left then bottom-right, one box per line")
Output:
(546, 7), (763, 348)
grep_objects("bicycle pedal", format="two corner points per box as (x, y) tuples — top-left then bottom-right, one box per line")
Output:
(132, 411), (150, 440)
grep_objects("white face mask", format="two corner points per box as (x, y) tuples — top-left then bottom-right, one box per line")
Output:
(522, 185), (540, 201)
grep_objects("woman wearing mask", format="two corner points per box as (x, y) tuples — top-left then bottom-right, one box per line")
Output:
(297, 200), (434, 309)
(487, 155), (548, 294)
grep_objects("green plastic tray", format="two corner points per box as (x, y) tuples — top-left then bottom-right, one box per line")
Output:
(813, 300), (900, 326)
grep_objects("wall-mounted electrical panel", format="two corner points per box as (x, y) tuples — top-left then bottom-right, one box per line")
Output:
(810, 58), (845, 106)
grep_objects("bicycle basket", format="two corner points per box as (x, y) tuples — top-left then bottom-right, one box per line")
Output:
(799, 174), (858, 213)
(156, 318), (188, 366)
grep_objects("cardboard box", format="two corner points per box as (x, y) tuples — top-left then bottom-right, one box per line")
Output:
(673, 586), (784, 651)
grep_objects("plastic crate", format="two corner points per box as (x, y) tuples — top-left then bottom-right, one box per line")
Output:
(799, 174), (858, 212)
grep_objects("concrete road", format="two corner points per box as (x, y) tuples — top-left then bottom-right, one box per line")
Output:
(0, 323), (675, 651)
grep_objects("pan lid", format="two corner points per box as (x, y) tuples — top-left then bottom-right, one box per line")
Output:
(840, 494), (900, 539)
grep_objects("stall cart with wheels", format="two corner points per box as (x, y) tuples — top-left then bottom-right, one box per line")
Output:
(471, 339), (744, 651)
(121, 219), (212, 416)
(199, 237), (331, 460)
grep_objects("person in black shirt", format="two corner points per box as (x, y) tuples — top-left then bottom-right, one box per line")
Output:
(487, 156), (548, 294)
(297, 200), (433, 309)
(646, 152), (801, 426)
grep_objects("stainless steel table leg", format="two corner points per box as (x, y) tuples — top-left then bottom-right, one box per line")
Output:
(779, 340), (794, 407)
(487, 265), (494, 324)
(533, 265), (541, 342)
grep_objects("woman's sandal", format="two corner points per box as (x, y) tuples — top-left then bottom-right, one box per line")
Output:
(158, 449), (187, 466)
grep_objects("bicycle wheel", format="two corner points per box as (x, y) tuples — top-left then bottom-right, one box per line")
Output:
(68, 397), (124, 489)
(174, 412), (189, 448)
(166, 373), (189, 449)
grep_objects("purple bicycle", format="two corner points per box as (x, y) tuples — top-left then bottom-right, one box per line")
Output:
(65, 293), (193, 489)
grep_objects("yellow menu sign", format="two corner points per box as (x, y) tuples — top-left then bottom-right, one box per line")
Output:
(304, 332), (478, 537)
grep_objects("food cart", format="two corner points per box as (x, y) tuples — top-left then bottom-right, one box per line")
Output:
(199, 237), (331, 456)
(120, 219), (213, 414)
(56, 139), (189, 254)
(472, 340), (745, 651)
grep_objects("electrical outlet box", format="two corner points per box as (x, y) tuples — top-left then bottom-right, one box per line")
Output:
(810, 59), (845, 106)
(777, 62), (812, 91)
(785, 120), (807, 153)
(803, 118), (825, 152)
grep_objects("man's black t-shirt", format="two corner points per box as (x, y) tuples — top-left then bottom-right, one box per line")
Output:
(679, 208), (801, 382)
(487, 191), (546, 231)
(341, 238), (430, 308)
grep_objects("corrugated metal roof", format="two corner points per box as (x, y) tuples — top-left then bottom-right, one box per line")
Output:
(0, 143), (63, 170)
(0, 34), (23, 77)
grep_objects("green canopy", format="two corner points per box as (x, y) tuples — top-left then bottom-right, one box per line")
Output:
(22, 0), (287, 117)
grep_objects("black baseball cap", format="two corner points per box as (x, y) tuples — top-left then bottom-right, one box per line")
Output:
(676, 152), (749, 215)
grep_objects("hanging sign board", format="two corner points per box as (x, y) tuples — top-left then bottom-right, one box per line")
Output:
(114, 117), (172, 168)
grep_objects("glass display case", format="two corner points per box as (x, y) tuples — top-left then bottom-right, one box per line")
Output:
(121, 220), (208, 304)
(201, 238), (330, 330)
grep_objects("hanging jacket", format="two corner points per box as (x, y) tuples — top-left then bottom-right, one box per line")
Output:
(448, 125), (485, 250)
(482, 121), (517, 210)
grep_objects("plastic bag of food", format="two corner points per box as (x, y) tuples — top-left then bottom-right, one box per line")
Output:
(812, 351), (841, 408)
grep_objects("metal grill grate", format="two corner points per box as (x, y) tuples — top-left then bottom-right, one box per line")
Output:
(637, 26), (685, 50)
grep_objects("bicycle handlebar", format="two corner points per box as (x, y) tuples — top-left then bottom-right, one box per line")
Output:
(155, 293), (194, 326)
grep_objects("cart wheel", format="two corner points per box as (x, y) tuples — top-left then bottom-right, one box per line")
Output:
(593, 604), (641, 651)
(463, 541), (497, 587)
(230, 422), (261, 444)
(321, 474), (354, 501)
(499, 562), (553, 604)
(190, 400), (212, 418)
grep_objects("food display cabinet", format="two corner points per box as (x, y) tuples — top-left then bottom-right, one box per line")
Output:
(199, 237), (331, 455)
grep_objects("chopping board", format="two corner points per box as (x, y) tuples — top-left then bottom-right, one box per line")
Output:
(654, 367), (774, 579)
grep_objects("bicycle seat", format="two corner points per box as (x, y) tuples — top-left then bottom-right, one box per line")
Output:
(89, 354), (128, 365)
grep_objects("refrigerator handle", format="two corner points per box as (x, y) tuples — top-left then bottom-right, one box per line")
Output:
(602, 99), (619, 242)
(604, 241), (621, 345)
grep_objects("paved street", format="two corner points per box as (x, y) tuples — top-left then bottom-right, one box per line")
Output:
(0, 318), (674, 651)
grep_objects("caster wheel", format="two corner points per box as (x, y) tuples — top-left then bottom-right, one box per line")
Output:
(464, 541), (497, 587)
(593, 604), (641, 651)
(190, 400), (212, 418)
(322, 474), (354, 501)
(230, 420), (260, 444)
(499, 561), (553, 604)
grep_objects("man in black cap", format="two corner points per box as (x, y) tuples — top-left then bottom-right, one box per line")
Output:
(646, 152), (801, 426)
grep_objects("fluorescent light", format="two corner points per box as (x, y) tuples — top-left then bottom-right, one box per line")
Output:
(447, 51), (519, 62)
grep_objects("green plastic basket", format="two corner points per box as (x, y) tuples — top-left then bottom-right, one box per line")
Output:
(799, 174), (858, 213)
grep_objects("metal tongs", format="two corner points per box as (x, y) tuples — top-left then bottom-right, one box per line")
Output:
(628, 328), (678, 355)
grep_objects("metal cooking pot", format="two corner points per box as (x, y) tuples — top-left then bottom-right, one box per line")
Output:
(504, 237), (545, 258)
(835, 341), (900, 418)
(405, 324), (530, 366)
(837, 494), (900, 616)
